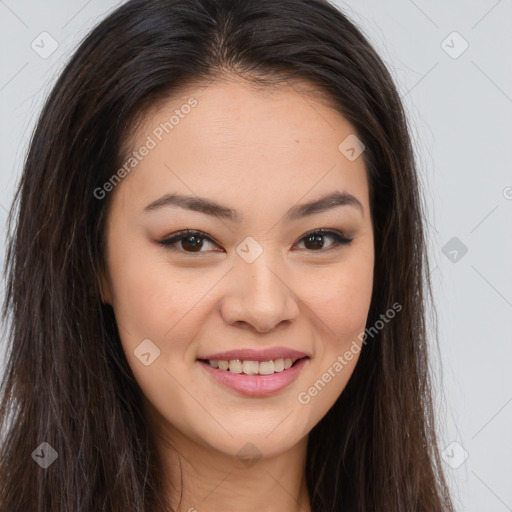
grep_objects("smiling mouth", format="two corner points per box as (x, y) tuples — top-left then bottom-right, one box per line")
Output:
(197, 357), (307, 376)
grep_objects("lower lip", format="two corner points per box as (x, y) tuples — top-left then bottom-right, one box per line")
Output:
(197, 358), (308, 397)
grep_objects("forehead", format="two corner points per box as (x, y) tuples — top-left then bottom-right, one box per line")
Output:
(115, 77), (370, 219)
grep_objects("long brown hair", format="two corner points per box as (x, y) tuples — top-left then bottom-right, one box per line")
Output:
(0, 0), (454, 510)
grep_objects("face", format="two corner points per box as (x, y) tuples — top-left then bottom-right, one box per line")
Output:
(101, 77), (374, 462)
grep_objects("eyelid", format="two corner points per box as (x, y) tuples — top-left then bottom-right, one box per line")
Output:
(158, 228), (353, 254)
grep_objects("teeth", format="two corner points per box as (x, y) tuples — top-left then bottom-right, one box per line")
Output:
(207, 357), (296, 374)
(230, 360), (243, 374)
(242, 360), (259, 375)
(218, 360), (229, 371)
(273, 358), (285, 372)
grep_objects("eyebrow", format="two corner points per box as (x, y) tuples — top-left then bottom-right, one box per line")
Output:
(143, 190), (364, 221)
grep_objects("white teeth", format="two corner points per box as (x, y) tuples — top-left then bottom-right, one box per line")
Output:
(257, 361), (275, 375)
(206, 357), (298, 374)
(273, 358), (285, 372)
(229, 360), (243, 374)
(242, 360), (259, 375)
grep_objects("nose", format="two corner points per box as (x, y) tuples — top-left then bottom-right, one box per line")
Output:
(220, 253), (300, 333)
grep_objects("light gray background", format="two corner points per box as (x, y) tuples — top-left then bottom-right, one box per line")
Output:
(0, 1), (511, 510)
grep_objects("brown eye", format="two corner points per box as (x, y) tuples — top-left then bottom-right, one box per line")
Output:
(159, 229), (219, 253)
(295, 229), (353, 252)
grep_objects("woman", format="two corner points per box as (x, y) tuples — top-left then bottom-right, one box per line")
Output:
(0, 0), (455, 510)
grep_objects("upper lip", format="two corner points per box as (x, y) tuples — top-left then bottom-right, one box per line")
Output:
(197, 347), (309, 362)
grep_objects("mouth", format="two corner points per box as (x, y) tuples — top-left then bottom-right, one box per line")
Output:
(197, 356), (308, 376)
(196, 356), (310, 396)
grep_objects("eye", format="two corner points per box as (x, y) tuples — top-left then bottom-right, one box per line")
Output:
(293, 229), (353, 252)
(158, 229), (220, 254)
(158, 228), (353, 255)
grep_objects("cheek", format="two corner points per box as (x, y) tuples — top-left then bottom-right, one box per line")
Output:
(304, 253), (374, 340)
(106, 242), (221, 377)
(295, 254), (373, 429)
(107, 240), (192, 337)
(109, 262), (166, 335)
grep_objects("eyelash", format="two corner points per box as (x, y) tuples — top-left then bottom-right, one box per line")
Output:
(158, 228), (353, 255)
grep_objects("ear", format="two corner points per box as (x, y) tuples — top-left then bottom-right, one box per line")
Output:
(99, 269), (113, 305)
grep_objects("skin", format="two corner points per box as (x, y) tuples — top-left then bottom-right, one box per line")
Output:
(101, 76), (374, 512)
